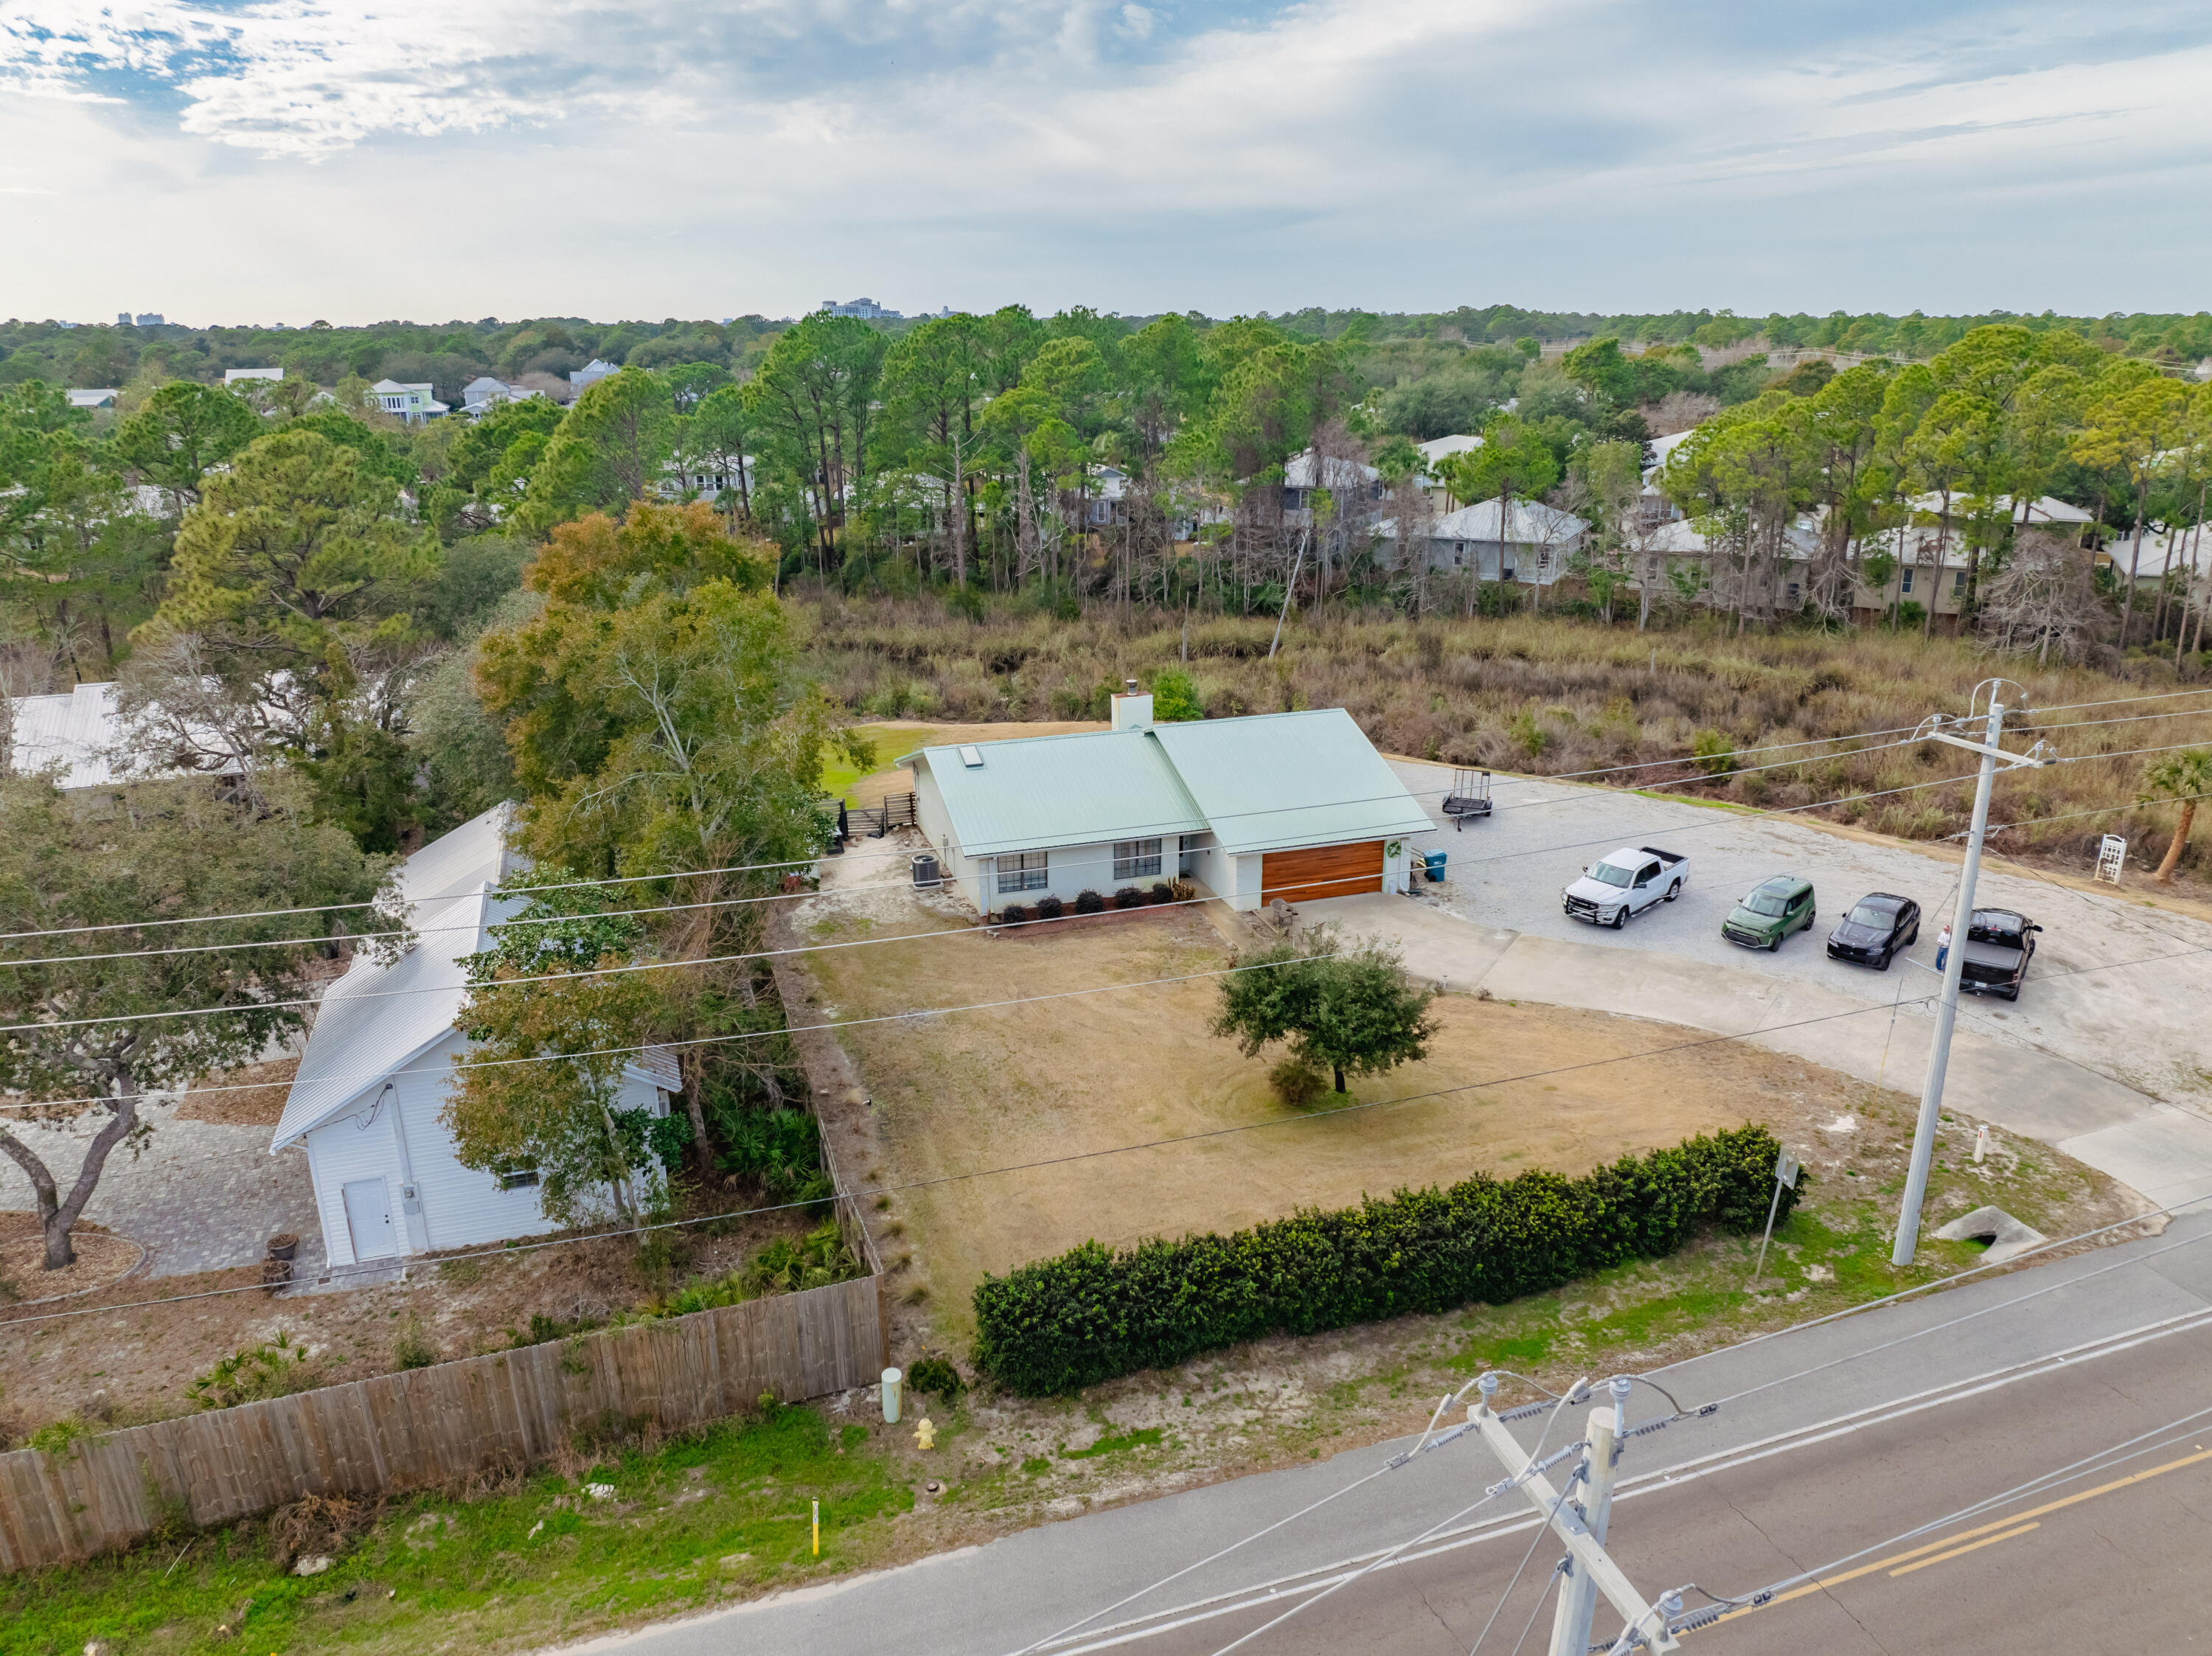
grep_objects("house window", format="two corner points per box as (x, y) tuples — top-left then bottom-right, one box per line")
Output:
(1900, 567), (1914, 593)
(997, 851), (1048, 894)
(1952, 570), (1966, 593)
(1787, 582), (1801, 601)
(498, 1169), (540, 1191)
(1113, 838), (1164, 880)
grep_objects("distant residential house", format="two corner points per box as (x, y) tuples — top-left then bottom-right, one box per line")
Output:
(1423, 498), (1588, 585)
(569, 359), (617, 392)
(1279, 449), (1384, 528)
(271, 804), (681, 1270)
(66, 388), (118, 409)
(1413, 434), (1483, 504)
(223, 367), (284, 386)
(900, 696), (1432, 916)
(658, 453), (755, 501)
(461, 376), (541, 417)
(371, 380), (448, 422)
(8, 681), (246, 793)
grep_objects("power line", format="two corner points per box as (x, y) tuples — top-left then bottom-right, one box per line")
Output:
(1708, 1399), (2212, 1631)
(0, 990), (1972, 1326)
(8, 701), (2200, 951)
(0, 709), (2021, 946)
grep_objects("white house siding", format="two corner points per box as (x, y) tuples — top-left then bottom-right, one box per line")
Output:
(911, 765), (987, 908)
(305, 1029), (667, 1269)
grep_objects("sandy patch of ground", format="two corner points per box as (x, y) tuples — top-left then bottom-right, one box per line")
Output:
(0, 1204), (813, 1440)
(175, 1057), (300, 1125)
(0, 1214), (140, 1304)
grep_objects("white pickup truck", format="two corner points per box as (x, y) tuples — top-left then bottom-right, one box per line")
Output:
(1562, 845), (1688, 929)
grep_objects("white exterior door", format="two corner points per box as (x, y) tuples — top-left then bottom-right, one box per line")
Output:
(342, 1177), (397, 1261)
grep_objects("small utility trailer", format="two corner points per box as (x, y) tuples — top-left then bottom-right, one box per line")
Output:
(1442, 768), (1492, 829)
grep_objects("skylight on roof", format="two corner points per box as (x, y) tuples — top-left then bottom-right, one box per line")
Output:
(959, 745), (984, 768)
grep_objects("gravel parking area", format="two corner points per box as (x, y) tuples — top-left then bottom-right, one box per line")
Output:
(1390, 759), (2212, 1115)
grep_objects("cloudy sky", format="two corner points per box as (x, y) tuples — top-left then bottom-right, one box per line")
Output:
(3, 0), (2208, 325)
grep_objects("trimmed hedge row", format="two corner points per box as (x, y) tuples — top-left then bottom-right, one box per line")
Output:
(972, 1124), (1792, 1396)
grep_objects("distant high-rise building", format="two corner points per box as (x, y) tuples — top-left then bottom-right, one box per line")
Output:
(128, 313), (164, 327)
(116, 312), (129, 327)
(821, 297), (901, 320)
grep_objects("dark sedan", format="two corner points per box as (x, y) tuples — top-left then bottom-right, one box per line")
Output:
(1826, 892), (1921, 970)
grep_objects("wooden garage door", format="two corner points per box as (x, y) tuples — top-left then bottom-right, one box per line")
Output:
(1261, 840), (1384, 905)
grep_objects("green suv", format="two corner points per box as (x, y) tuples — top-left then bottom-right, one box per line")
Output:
(1722, 875), (1816, 951)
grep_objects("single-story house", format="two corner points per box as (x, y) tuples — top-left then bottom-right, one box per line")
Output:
(66, 388), (119, 409)
(1280, 449), (1383, 523)
(1422, 498), (1588, 583)
(571, 359), (617, 392)
(898, 695), (1433, 914)
(270, 804), (680, 1270)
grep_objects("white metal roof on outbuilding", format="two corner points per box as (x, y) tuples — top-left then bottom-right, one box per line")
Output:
(1150, 709), (1434, 855)
(269, 802), (678, 1149)
(900, 728), (1206, 859)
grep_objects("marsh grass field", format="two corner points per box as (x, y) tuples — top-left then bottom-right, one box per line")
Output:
(806, 602), (2212, 877)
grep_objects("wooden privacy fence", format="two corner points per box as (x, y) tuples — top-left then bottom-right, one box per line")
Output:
(0, 1268), (885, 1573)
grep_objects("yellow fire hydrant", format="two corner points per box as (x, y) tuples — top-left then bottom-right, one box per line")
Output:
(914, 1416), (936, 1451)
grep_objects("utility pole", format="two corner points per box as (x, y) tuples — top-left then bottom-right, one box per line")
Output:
(1891, 682), (2049, 1267)
(1548, 1377), (1632, 1656)
(1469, 1374), (1683, 1655)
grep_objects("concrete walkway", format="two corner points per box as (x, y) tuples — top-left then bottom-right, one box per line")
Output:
(1305, 891), (2212, 1214)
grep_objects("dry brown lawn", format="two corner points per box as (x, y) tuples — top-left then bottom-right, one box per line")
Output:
(807, 884), (1878, 1340)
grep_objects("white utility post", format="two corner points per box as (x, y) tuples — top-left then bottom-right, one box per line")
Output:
(1891, 685), (2047, 1267)
(1470, 1375), (1680, 1655)
(1548, 1376), (1634, 1656)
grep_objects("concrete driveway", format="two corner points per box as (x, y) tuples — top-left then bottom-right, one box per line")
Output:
(1291, 761), (2212, 1211)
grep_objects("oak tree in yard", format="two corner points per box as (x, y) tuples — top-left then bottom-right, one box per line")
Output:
(447, 892), (672, 1228)
(2140, 750), (2212, 884)
(1212, 926), (1437, 1094)
(474, 502), (866, 1165)
(0, 774), (394, 1269)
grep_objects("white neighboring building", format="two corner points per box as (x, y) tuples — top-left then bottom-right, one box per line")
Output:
(461, 376), (542, 417)
(899, 695), (1432, 916)
(224, 367), (284, 385)
(570, 358), (617, 392)
(371, 380), (448, 422)
(1422, 498), (1588, 584)
(271, 804), (681, 1271)
(8, 681), (245, 792)
(66, 389), (119, 409)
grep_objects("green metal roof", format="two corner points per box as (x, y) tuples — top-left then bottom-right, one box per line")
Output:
(900, 709), (1432, 860)
(1150, 709), (1436, 855)
(902, 728), (1206, 858)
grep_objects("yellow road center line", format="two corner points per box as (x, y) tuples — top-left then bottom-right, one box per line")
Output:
(1888, 1522), (2039, 1577)
(1709, 1445), (2212, 1627)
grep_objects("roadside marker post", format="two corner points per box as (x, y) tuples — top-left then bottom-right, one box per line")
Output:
(1750, 1149), (1801, 1285)
(813, 1498), (820, 1556)
(2096, 834), (2127, 884)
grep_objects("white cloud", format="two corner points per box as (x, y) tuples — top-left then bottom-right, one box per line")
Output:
(2, 0), (2209, 316)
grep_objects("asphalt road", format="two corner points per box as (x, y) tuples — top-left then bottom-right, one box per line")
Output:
(549, 1210), (2212, 1656)
(1121, 1320), (2212, 1656)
